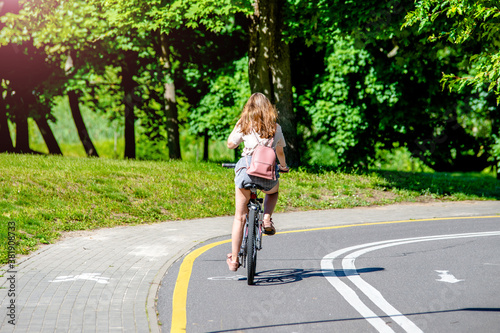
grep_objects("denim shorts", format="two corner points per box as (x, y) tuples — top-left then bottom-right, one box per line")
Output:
(234, 156), (279, 191)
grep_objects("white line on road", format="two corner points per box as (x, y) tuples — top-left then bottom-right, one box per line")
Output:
(322, 231), (500, 333)
(207, 275), (246, 281)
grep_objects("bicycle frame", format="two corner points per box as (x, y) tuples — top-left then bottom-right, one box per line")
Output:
(222, 161), (288, 285)
(239, 187), (263, 268)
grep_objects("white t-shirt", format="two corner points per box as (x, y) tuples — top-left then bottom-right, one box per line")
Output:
(229, 124), (286, 156)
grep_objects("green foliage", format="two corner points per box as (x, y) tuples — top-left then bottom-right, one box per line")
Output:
(77, 65), (125, 124)
(403, 0), (500, 102)
(188, 56), (250, 140)
(283, 0), (329, 45)
(0, 1), (108, 51)
(491, 134), (500, 171)
(374, 146), (434, 173)
(0, 0), (251, 158)
(288, 0), (498, 173)
(94, 0), (252, 34)
(299, 36), (399, 168)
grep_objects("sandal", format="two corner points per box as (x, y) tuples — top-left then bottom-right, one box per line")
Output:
(263, 218), (276, 235)
(226, 254), (240, 271)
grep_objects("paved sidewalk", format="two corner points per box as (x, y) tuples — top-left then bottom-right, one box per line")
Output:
(1, 200), (499, 332)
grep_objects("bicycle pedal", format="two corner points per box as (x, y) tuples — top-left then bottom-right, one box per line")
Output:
(257, 198), (263, 203)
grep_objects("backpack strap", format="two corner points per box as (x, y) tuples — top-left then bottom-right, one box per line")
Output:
(252, 130), (275, 149)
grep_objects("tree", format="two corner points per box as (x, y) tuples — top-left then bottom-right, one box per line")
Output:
(0, 0), (167, 159)
(159, 33), (182, 159)
(121, 50), (139, 159)
(178, 17), (249, 161)
(403, 0), (500, 102)
(65, 52), (99, 157)
(189, 56), (251, 161)
(249, 0), (299, 165)
(0, 0), (109, 156)
(67, 90), (99, 157)
(0, 93), (13, 152)
(0, 0), (17, 153)
(403, 0), (500, 176)
(0, 0), (64, 154)
(289, 0), (497, 172)
(92, 0), (253, 160)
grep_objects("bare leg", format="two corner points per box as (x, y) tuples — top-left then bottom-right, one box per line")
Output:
(263, 182), (279, 222)
(231, 187), (250, 261)
(261, 183), (279, 235)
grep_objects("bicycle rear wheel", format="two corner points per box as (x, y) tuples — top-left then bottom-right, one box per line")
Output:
(246, 207), (258, 285)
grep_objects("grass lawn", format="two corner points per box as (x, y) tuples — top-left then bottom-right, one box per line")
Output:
(1, 153), (499, 264)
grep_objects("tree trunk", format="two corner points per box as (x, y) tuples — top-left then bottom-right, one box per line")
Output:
(160, 33), (182, 160)
(249, 0), (273, 96)
(34, 115), (62, 155)
(0, 99), (14, 152)
(249, 0), (300, 166)
(15, 108), (29, 153)
(203, 129), (209, 161)
(272, 34), (297, 166)
(121, 51), (138, 159)
(492, 106), (500, 180)
(68, 90), (99, 157)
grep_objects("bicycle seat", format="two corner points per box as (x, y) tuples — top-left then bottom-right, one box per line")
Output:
(243, 183), (265, 191)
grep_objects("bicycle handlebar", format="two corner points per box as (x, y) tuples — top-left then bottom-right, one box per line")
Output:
(222, 163), (237, 168)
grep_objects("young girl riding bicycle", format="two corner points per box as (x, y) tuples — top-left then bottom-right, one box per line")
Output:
(226, 92), (289, 271)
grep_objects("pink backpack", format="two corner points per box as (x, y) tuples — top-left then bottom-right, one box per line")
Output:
(246, 132), (276, 180)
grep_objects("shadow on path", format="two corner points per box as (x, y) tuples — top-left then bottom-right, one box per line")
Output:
(206, 307), (500, 333)
(251, 267), (384, 286)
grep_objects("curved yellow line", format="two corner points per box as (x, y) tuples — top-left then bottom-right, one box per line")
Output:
(169, 215), (499, 332)
(171, 239), (230, 332)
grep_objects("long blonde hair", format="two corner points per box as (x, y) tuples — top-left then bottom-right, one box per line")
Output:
(238, 93), (277, 139)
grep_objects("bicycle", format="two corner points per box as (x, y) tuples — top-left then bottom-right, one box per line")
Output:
(223, 163), (287, 285)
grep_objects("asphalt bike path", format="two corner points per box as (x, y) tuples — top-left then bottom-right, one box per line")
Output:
(1, 201), (499, 332)
(159, 216), (500, 333)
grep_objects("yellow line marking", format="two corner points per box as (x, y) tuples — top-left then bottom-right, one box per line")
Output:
(171, 239), (230, 332)
(169, 215), (499, 332)
(276, 215), (500, 235)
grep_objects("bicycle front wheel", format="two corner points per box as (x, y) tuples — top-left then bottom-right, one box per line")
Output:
(246, 207), (258, 285)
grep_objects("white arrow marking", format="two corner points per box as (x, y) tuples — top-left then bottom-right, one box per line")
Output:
(435, 270), (464, 283)
(49, 273), (110, 284)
